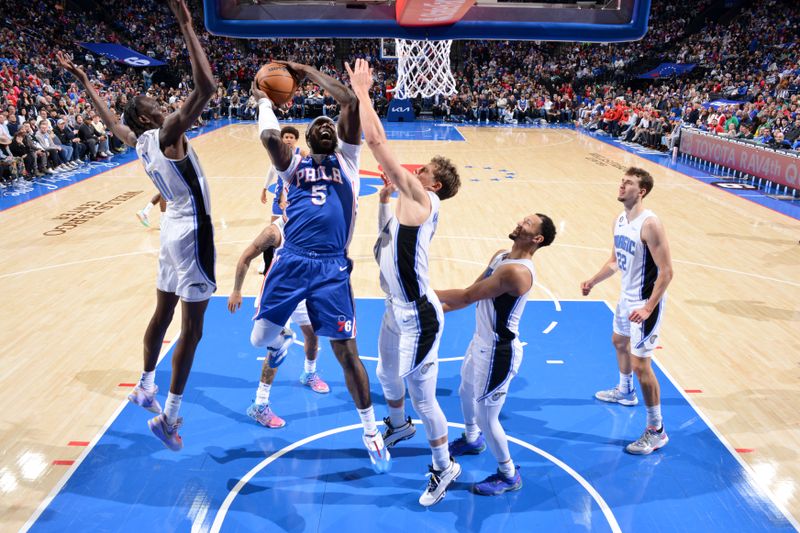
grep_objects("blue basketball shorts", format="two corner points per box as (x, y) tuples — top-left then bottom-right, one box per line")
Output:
(254, 245), (356, 339)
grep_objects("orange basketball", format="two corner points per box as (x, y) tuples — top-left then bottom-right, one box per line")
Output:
(255, 63), (297, 106)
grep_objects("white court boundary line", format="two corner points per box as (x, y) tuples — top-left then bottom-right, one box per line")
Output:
(25, 298), (796, 530)
(21, 333), (182, 532)
(600, 300), (800, 530)
(208, 421), (621, 533)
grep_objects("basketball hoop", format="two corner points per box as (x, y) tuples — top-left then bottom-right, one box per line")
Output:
(392, 39), (457, 99)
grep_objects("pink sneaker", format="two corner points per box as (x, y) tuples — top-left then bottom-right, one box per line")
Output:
(128, 384), (162, 414)
(299, 371), (330, 394)
(247, 402), (286, 428)
(148, 414), (183, 451)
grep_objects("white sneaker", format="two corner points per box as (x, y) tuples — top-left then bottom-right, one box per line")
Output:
(363, 431), (391, 473)
(136, 210), (151, 228)
(128, 384), (162, 414)
(595, 386), (638, 406)
(626, 425), (669, 455)
(382, 416), (416, 447)
(266, 328), (296, 368)
(44, 168), (55, 174)
(419, 457), (461, 506)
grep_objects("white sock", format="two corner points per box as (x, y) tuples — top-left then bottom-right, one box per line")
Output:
(164, 392), (182, 425)
(431, 443), (450, 471)
(646, 404), (662, 429)
(388, 405), (406, 428)
(358, 406), (378, 435)
(256, 382), (271, 405)
(498, 460), (515, 478)
(304, 358), (316, 374)
(619, 372), (634, 394)
(143, 203), (154, 214)
(465, 423), (481, 443)
(139, 370), (156, 392)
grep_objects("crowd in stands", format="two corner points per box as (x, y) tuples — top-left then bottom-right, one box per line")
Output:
(1, 0), (799, 186)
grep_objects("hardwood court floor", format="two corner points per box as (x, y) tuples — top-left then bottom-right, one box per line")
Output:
(1, 123), (798, 531)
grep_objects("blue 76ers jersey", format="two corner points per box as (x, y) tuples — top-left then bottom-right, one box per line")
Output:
(277, 140), (361, 253)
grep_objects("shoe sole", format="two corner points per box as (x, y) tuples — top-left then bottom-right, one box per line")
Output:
(147, 418), (182, 451)
(594, 393), (638, 406)
(625, 435), (669, 455)
(128, 396), (162, 414)
(268, 335), (295, 369)
(365, 442), (392, 474)
(472, 478), (523, 496)
(384, 429), (416, 448)
(300, 376), (330, 394)
(247, 410), (286, 428)
(420, 462), (462, 507)
(450, 443), (487, 456)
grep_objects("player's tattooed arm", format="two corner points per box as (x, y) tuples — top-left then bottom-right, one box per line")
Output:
(252, 224), (282, 253)
(228, 225), (282, 313)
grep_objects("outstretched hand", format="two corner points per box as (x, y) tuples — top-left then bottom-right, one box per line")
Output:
(344, 58), (373, 94)
(273, 60), (307, 84)
(56, 51), (87, 81)
(167, 0), (192, 26)
(251, 80), (271, 104)
(378, 173), (396, 203)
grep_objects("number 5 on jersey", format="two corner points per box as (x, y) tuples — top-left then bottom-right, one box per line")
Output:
(311, 184), (327, 205)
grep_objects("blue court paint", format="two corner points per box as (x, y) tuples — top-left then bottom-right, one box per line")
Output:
(0, 119), (234, 212)
(381, 121), (465, 142)
(29, 298), (796, 532)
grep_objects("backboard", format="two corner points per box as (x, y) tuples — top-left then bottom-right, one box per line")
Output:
(203, 0), (651, 42)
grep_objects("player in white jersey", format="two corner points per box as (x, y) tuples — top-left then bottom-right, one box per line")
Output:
(57, 0), (216, 451)
(348, 58), (462, 506)
(227, 218), (330, 430)
(136, 192), (165, 229)
(581, 167), (674, 455)
(437, 213), (556, 496)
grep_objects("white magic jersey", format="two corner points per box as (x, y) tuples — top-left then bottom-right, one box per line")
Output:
(475, 252), (535, 346)
(136, 129), (211, 219)
(613, 209), (659, 301)
(374, 192), (440, 303)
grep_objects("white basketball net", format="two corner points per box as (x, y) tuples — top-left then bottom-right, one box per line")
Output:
(392, 39), (457, 99)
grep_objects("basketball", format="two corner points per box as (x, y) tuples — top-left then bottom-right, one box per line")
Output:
(255, 62), (297, 106)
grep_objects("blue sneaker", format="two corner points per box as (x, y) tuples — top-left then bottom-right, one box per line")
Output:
(473, 466), (522, 496)
(363, 432), (391, 473)
(449, 432), (487, 456)
(267, 328), (296, 369)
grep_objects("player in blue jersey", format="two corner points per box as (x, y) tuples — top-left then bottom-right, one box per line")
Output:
(57, 0), (216, 451)
(251, 62), (390, 473)
(258, 126), (308, 274)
